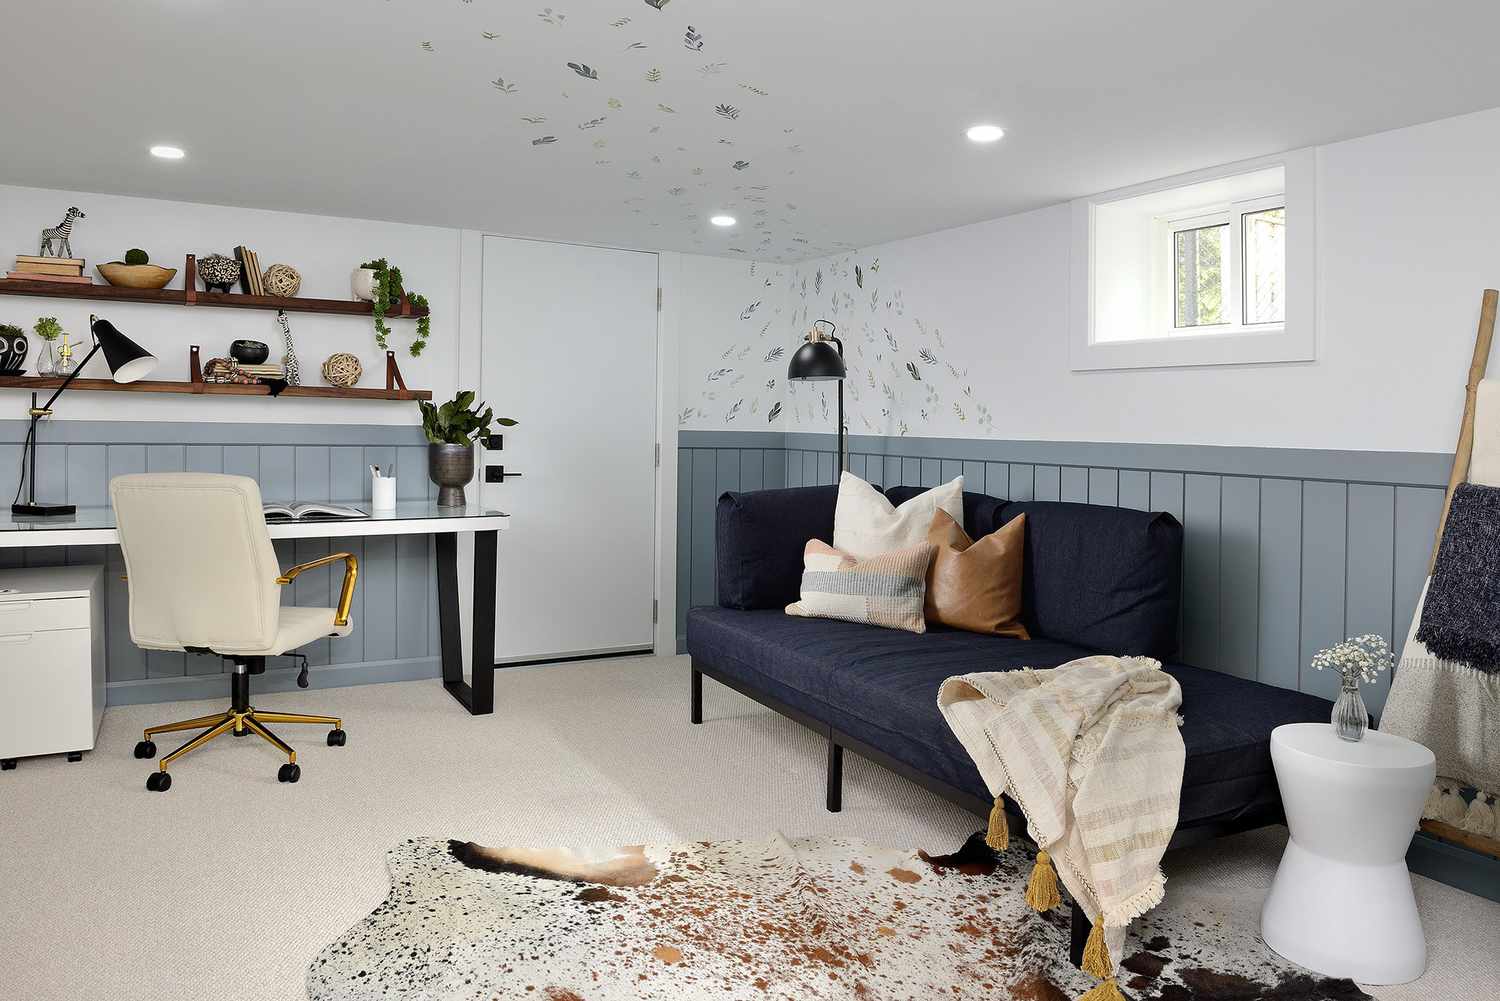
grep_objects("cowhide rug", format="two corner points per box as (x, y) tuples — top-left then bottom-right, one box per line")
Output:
(307, 833), (1369, 1001)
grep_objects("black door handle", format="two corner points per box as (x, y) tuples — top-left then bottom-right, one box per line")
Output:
(485, 465), (523, 483)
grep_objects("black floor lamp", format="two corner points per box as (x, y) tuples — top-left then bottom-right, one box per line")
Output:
(12, 314), (157, 517)
(787, 319), (847, 472)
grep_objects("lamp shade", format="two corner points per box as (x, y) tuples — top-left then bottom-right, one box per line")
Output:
(91, 317), (157, 384)
(787, 339), (845, 382)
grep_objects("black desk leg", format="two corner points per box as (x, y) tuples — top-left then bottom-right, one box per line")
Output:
(437, 530), (498, 716)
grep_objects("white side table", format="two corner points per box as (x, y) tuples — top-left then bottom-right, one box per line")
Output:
(1260, 722), (1435, 985)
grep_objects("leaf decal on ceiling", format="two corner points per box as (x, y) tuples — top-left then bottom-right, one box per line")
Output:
(906, 361), (922, 381)
(731, 160), (751, 171)
(538, 7), (566, 24)
(532, 136), (558, 145)
(522, 115), (547, 124)
(684, 26), (704, 51)
(567, 62), (599, 79)
(643, 0), (669, 8)
(645, 67), (662, 82)
(421, 41), (434, 52)
(482, 31), (500, 40)
(768, 401), (782, 422)
(492, 78), (518, 94)
(714, 104), (741, 121)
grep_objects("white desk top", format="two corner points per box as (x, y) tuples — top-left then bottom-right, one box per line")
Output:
(0, 500), (509, 548)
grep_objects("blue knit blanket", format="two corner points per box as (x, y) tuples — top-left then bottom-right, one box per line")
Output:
(1417, 482), (1500, 674)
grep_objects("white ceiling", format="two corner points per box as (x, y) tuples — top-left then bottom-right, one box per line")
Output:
(3, 0), (1498, 262)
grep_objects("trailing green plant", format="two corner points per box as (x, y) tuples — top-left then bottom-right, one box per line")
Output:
(123, 248), (150, 266)
(0, 323), (23, 339)
(34, 316), (62, 342)
(361, 258), (430, 357)
(418, 390), (516, 446)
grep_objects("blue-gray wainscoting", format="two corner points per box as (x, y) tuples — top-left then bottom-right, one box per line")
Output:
(677, 430), (1454, 718)
(0, 420), (442, 705)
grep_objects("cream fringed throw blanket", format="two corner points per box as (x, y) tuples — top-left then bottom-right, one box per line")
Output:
(939, 655), (1184, 1001)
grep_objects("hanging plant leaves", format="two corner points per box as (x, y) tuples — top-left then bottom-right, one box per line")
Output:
(731, 160), (751, 171)
(645, 67), (662, 82)
(715, 103), (741, 121)
(532, 135), (558, 145)
(567, 62), (599, 79)
(684, 25), (704, 51)
(768, 401), (782, 422)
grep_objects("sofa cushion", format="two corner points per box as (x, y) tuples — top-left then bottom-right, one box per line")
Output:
(834, 472), (963, 558)
(924, 510), (1029, 638)
(787, 539), (935, 633)
(885, 485), (1008, 541)
(716, 485), (839, 609)
(999, 500), (1182, 658)
(686, 608), (1332, 827)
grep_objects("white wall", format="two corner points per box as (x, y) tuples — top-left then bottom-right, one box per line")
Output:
(0, 183), (463, 424)
(680, 105), (1500, 454)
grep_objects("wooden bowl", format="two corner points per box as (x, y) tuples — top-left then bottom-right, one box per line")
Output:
(96, 262), (177, 289)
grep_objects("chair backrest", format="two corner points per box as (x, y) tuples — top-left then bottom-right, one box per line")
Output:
(110, 473), (282, 653)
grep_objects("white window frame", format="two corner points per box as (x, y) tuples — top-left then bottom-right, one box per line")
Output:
(1070, 148), (1316, 371)
(1156, 193), (1286, 335)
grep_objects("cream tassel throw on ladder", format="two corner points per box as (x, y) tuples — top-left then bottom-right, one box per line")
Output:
(938, 655), (1185, 1001)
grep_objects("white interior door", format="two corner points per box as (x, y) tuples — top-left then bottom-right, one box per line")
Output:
(480, 236), (658, 662)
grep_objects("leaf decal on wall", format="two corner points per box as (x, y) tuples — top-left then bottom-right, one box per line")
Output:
(577, 117), (607, 129)
(645, 67), (662, 82)
(421, 41), (434, 52)
(624, 41), (647, 50)
(521, 115), (547, 124)
(684, 26), (704, 50)
(482, 31), (500, 40)
(707, 367), (732, 381)
(567, 62), (599, 79)
(919, 349), (938, 365)
(698, 62), (727, 76)
(643, 0), (669, 8)
(740, 301), (761, 319)
(768, 401), (782, 422)
(906, 361), (922, 381)
(731, 160), (751, 171)
(608, 97), (623, 109)
(854, 265), (863, 288)
(766, 377), (776, 389)
(762, 347), (784, 363)
(532, 136), (558, 145)
(667, 186), (686, 196)
(658, 103), (676, 113)
(739, 83), (769, 96)
(726, 399), (743, 421)
(611, 17), (632, 27)
(954, 403), (966, 422)
(492, 78), (518, 94)
(538, 7), (566, 25)
(715, 103), (741, 121)
(814, 269), (823, 294)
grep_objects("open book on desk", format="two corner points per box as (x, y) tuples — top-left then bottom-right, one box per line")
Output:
(262, 502), (369, 522)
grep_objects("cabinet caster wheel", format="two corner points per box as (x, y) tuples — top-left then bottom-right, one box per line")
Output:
(1, 759), (16, 771)
(134, 740), (157, 759)
(145, 771), (172, 792)
(327, 728), (346, 747)
(66, 751), (83, 763)
(278, 763), (301, 784)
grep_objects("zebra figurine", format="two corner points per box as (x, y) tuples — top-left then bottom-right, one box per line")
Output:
(39, 207), (85, 258)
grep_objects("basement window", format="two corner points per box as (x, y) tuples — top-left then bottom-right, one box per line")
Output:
(1070, 152), (1314, 370)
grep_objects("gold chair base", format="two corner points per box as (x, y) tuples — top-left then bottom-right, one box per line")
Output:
(143, 708), (342, 773)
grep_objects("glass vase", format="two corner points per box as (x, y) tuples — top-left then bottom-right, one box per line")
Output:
(1332, 674), (1368, 742)
(36, 341), (55, 376)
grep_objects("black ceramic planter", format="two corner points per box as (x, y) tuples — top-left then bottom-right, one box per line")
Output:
(428, 443), (475, 507)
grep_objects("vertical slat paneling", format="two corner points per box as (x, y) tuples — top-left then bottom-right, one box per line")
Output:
(395, 446), (428, 500)
(1258, 479), (1303, 691)
(1008, 464), (1034, 502)
(940, 459), (963, 484)
(883, 456), (902, 490)
(185, 445), (223, 475)
(1299, 481), (1349, 701)
(1060, 466), (1088, 502)
(223, 445), (259, 481)
(361, 535), (397, 663)
(1346, 484), (1396, 714)
(762, 449), (786, 489)
(330, 448), (367, 665)
(260, 445), (295, 500)
(1219, 477), (1260, 680)
(67, 445), (109, 505)
(963, 460), (987, 495)
(330, 447), (366, 502)
(740, 448), (764, 492)
(690, 449), (718, 608)
(803, 450), (817, 485)
(818, 451), (835, 484)
(1181, 474), (1222, 670)
(848, 453), (867, 481)
(1088, 468), (1118, 506)
(676, 450), (693, 646)
(1148, 472), (1184, 522)
(1118, 470), (1150, 511)
(1033, 465), (1060, 501)
(144, 445), (187, 678)
(394, 533), (429, 660)
(920, 458), (941, 486)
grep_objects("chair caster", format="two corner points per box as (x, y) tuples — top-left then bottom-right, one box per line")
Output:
(1, 759), (16, 771)
(145, 771), (172, 792)
(133, 740), (157, 759)
(278, 763), (301, 784)
(327, 728), (347, 747)
(66, 751), (83, 763)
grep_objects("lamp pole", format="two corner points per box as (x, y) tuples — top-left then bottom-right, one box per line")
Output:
(828, 335), (846, 473)
(16, 339), (104, 512)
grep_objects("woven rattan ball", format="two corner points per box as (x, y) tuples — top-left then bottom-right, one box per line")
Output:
(262, 263), (302, 297)
(321, 352), (362, 388)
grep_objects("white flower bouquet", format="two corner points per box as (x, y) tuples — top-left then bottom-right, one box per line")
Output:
(1311, 633), (1395, 685)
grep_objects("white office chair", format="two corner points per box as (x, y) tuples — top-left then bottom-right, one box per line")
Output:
(110, 473), (357, 792)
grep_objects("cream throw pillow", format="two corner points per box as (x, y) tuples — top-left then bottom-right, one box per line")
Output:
(832, 471), (964, 559)
(786, 539), (935, 634)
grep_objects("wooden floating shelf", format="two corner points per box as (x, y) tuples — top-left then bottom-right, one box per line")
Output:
(0, 375), (430, 402)
(0, 253), (429, 319)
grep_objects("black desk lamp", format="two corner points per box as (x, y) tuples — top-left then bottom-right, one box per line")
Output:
(787, 319), (847, 472)
(12, 314), (157, 517)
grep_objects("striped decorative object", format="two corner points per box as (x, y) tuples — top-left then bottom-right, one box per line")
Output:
(785, 539), (935, 633)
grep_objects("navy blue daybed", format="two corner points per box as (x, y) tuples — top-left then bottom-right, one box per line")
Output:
(685, 482), (1332, 960)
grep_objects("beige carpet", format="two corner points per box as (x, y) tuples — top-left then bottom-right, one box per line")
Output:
(0, 654), (1493, 1001)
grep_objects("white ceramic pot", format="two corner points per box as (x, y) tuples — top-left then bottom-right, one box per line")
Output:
(351, 267), (377, 301)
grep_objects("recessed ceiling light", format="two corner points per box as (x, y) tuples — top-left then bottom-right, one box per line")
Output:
(149, 145), (186, 160)
(710, 214), (736, 227)
(965, 124), (1005, 144)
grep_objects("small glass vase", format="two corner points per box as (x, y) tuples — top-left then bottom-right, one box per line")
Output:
(1332, 675), (1368, 742)
(35, 341), (55, 376)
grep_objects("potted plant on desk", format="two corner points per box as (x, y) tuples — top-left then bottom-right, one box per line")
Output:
(419, 391), (517, 507)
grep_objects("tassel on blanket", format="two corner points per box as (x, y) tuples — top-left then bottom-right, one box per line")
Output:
(1081, 922), (1113, 980)
(1078, 977), (1127, 1001)
(985, 796), (1009, 852)
(1422, 782), (1445, 821)
(1461, 793), (1496, 837)
(1025, 849), (1062, 912)
(1437, 785), (1469, 826)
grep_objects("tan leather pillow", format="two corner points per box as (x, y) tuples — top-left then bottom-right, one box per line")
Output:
(924, 510), (1029, 638)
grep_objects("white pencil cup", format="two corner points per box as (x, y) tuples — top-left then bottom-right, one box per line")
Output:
(372, 473), (397, 511)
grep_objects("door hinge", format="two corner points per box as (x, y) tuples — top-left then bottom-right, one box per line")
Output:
(653, 598), (659, 624)
(656, 287), (663, 311)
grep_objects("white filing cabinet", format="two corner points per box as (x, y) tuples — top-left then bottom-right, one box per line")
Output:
(0, 565), (106, 768)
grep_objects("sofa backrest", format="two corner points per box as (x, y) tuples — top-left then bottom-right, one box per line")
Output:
(716, 485), (839, 609)
(999, 500), (1183, 659)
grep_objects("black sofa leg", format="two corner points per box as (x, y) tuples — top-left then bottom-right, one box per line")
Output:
(690, 667), (703, 725)
(826, 739), (843, 813)
(1068, 898), (1090, 968)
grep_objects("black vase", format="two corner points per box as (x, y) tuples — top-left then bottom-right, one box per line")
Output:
(230, 339), (270, 364)
(428, 444), (475, 507)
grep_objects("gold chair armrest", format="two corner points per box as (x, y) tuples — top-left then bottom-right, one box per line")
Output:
(276, 553), (359, 627)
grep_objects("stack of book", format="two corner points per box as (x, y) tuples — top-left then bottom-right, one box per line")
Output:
(234, 246), (266, 296)
(7, 255), (90, 284)
(237, 362), (285, 381)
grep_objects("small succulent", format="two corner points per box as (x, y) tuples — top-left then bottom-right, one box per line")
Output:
(419, 390), (517, 446)
(34, 316), (63, 342)
(123, 248), (150, 266)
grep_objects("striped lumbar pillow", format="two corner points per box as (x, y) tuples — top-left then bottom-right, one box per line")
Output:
(786, 539), (936, 633)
